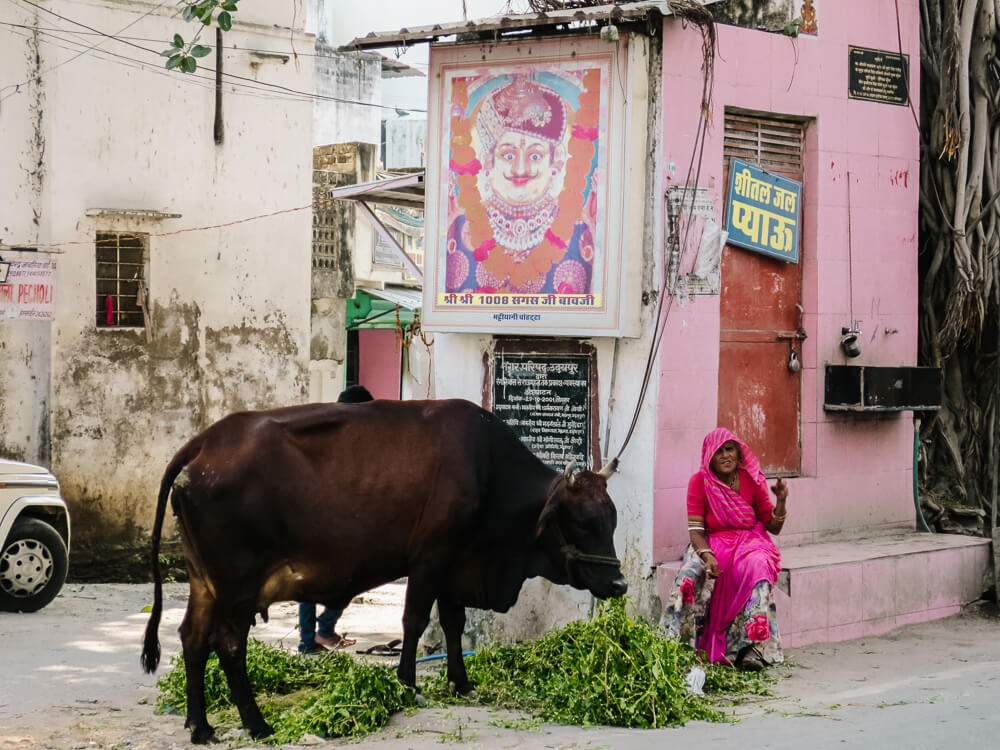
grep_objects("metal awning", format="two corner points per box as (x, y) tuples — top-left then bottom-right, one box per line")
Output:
(367, 287), (422, 310)
(346, 288), (420, 330)
(347, 1), (721, 50)
(328, 172), (424, 210)
(328, 173), (425, 282)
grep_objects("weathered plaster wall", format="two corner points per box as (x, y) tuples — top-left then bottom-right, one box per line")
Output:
(383, 117), (427, 169)
(0, 5), (53, 468)
(714, 0), (796, 31)
(4, 1), (314, 554)
(655, 0), (921, 562)
(314, 46), (382, 147)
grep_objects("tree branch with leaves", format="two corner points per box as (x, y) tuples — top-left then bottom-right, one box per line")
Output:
(163, 0), (238, 72)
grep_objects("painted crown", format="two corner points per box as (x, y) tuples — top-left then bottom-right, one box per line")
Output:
(477, 75), (568, 156)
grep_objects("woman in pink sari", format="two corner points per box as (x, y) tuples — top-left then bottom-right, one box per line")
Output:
(663, 428), (788, 670)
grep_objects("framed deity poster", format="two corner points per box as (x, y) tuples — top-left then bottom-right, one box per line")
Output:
(422, 36), (645, 336)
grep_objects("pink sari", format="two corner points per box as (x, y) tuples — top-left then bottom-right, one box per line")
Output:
(696, 428), (781, 663)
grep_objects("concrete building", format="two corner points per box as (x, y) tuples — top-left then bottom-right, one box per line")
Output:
(0, 2), (314, 555)
(307, 0), (427, 404)
(351, 0), (988, 649)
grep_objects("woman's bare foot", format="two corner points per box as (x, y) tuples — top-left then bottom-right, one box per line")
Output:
(316, 633), (357, 650)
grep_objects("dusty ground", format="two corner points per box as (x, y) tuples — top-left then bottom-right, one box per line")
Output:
(1, 583), (999, 749)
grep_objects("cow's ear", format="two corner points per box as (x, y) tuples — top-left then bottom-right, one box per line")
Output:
(535, 489), (562, 539)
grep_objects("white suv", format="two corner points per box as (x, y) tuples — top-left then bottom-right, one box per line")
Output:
(0, 458), (70, 612)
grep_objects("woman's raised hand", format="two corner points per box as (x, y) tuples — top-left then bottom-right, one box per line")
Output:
(770, 477), (788, 502)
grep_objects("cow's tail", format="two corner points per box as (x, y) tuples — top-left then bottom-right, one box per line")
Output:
(141, 439), (199, 674)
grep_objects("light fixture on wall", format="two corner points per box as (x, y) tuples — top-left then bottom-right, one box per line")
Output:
(840, 323), (862, 358)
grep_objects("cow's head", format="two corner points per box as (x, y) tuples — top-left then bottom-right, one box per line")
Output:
(535, 461), (627, 599)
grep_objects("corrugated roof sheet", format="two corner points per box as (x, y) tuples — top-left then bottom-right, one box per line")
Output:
(347, 1), (718, 50)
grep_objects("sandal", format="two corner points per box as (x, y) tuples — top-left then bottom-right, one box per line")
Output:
(736, 645), (764, 672)
(357, 638), (402, 656)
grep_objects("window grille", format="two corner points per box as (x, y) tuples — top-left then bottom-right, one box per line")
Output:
(96, 232), (146, 327)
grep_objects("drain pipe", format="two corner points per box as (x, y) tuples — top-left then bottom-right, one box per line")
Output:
(913, 417), (932, 532)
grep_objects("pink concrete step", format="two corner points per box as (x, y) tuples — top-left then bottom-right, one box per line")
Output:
(656, 532), (991, 649)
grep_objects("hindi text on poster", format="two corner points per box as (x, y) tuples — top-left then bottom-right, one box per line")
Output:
(0, 260), (56, 321)
(848, 46), (909, 106)
(492, 354), (591, 471)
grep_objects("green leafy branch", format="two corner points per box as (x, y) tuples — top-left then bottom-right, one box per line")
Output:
(162, 0), (239, 73)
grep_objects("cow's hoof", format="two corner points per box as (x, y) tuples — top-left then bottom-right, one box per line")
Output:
(189, 725), (217, 744)
(250, 722), (275, 740)
(448, 679), (477, 696)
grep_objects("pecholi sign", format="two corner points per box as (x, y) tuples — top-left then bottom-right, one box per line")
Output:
(422, 36), (646, 336)
(0, 260), (56, 321)
(725, 158), (802, 264)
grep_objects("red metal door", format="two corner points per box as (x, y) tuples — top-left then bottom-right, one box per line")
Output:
(718, 248), (802, 474)
(717, 113), (805, 476)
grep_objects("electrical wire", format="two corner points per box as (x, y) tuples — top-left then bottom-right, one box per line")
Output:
(1, 2), (426, 112)
(0, 192), (369, 253)
(0, 23), (321, 105)
(0, 22), (423, 110)
(0, 23), (432, 66)
(0, 0), (173, 100)
(611, 10), (717, 462)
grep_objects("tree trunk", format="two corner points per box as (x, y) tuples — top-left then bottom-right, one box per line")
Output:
(918, 0), (1000, 536)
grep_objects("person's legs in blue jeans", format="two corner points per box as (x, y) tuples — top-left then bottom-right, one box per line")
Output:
(299, 603), (348, 652)
(316, 606), (343, 640)
(298, 603), (320, 653)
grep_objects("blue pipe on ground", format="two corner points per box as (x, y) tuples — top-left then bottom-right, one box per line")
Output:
(395, 651), (476, 668)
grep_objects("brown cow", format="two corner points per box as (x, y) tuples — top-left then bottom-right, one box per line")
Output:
(141, 398), (626, 743)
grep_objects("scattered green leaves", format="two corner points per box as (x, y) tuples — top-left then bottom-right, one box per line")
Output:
(154, 599), (775, 744)
(422, 598), (774, 728)
(487, 715), (543, 731)
(155, 639), (416, 743)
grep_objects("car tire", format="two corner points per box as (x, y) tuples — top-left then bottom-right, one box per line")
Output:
(0, 517), (69, 613)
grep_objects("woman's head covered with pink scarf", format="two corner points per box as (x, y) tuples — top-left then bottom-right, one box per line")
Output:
(699, 427), (767, 529)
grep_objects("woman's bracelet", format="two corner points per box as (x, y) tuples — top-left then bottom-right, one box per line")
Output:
(772, 512), (787, 522)
(695, 548), (715, 559)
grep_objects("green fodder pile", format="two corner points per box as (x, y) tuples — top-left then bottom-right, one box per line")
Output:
(155, 640), (416, 743)
(422, 598), (772, 727)
(155, 599), (772, 743)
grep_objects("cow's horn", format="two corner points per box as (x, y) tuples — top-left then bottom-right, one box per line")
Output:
(563, 460), (579, 487)
(597, 457), (619, 479)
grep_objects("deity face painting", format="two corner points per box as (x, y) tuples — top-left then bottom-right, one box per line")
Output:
(488, 131), (565, 206)
(444, 67), (602, 296)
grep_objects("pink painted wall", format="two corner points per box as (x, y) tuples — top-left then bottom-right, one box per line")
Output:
(654, 0), (921, 564)
(358, 329), (402, 400)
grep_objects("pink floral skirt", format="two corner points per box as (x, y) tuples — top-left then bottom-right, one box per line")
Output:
(663, 544), (784, 666)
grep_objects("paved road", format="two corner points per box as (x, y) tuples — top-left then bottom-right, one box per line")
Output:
(1, 583), (998, 748)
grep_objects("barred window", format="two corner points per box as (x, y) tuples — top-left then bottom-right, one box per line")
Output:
(96, 232), (147, 327)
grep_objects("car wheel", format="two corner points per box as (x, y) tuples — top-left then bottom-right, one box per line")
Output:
(0, 518), (69, 612)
